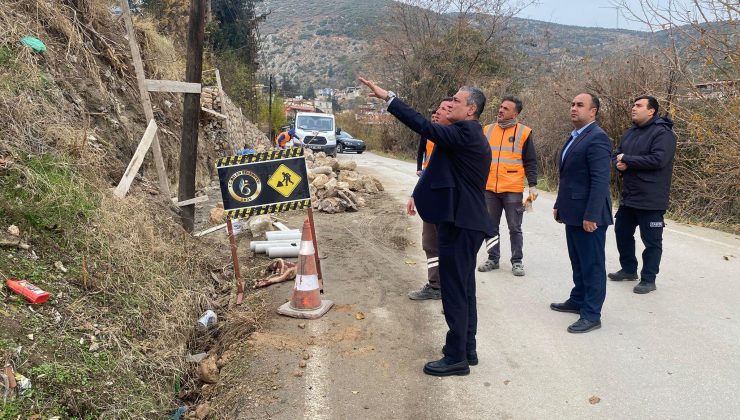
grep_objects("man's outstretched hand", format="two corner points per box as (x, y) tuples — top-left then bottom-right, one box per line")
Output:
(358, 76), (389, 101)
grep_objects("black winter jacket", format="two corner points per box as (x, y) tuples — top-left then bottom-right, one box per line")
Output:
(614, 116), (677, 210)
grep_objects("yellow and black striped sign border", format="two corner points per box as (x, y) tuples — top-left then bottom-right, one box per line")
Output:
(226, 199), (311, 219)
(217, 148), (304, 168)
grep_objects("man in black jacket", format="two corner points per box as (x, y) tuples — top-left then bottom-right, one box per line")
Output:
(609, 95), (677, 294)
(359, 76), (493, 377)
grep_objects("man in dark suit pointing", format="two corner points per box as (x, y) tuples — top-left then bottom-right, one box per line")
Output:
(359, 76), (493, 376)
(551, 93), (613, 333)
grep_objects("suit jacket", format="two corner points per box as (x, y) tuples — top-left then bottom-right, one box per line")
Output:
(388, 98), (494, 236)
(554, 122), (614, 227)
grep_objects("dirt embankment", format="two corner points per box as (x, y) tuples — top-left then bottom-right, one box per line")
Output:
(0, 1), (265, 417)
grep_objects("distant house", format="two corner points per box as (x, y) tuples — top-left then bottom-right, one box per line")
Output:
(316, 88), (335, 98)
(694, 80), (738, 99)
(285, 104), (317, 119)
(344, 86), (362, 99)
(313, 99), (333, 114)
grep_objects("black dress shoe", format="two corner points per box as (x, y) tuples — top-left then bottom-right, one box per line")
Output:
(633, 280), (657, 294)
(423, 357), (470, 377)
(441, 346), (478, 366)
(550, 301), (580, 314)
(567, 318), (602, 333)
(608, 270), (639, 281)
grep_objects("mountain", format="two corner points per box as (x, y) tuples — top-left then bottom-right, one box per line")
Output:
(257, 0), (659, 91)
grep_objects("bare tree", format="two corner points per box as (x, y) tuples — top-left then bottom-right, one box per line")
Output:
(370, 0), (533, 154)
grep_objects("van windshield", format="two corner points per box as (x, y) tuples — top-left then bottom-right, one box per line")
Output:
(296, 116), (334, 132)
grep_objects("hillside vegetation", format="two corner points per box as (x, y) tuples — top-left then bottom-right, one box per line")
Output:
(0, 0), (263, 416)
(259, 0), (654, 89)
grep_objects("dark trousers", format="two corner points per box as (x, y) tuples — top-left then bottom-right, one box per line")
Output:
(438, 223), (485, 363)
(565, 224), (608, 321)
(422, 222), (440, 289)
(614, 206), (665, 283)
(483, 191), (524, 263)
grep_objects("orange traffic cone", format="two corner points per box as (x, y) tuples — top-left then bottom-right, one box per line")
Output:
(277, 218), (333, 319)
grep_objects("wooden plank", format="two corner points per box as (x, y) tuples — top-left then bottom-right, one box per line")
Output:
(215, 69), (223, 93)
(120, 0), (171, 199)
(201, 107), (228, 119)
(146, 79), (202, 94)
(273, 221), (291, 232)
(172, 195), (209, 206)
(113, 120), (158, 198)
(193, 223), (227, 237)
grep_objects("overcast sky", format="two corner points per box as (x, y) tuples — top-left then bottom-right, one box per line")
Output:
(518, 0), (649, 31)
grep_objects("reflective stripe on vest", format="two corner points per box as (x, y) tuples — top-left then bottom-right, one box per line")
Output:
(483, 123), (531, 193)
(422, 139), (435, 169)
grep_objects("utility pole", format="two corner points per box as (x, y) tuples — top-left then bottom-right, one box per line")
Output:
(599, 5), (622, 29)
(268, 74), (274, 141)
(178, 0), (206, 232)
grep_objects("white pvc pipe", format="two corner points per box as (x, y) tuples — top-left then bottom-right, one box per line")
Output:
(265, 231), (302, 241)
(250, 238), (301, 251)
(267, 246), (300, 258)
(255, 241), (300, 253)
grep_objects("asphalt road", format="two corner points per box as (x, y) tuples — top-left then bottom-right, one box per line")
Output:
(338, 151), (740, 419)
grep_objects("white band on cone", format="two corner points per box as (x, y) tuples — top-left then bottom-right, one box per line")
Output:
(428, 262), (439, 269)
(299, 240), (315, 255)
(296, 274), (319, 291)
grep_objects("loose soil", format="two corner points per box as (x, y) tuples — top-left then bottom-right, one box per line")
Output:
(194, 179), (434, 418)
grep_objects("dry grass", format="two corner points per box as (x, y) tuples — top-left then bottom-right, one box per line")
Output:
(137, 17), (185, 81)
(0, 0), (272, 416)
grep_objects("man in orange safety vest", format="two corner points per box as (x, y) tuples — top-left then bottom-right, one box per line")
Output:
(477, 95), (538, 277)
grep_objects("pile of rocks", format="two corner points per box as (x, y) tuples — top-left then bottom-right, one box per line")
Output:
(306, 150), (384, 214)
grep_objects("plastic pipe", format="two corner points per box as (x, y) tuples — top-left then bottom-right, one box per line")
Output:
(255, 241), (300, 254)
(265, 231), (302, 241)
(250, 239), (301, 251)
(267, 246), (300, 258)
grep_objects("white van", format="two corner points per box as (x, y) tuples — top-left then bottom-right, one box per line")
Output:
(293, 112), (337, 157)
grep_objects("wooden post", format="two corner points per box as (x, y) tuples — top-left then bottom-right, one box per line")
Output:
(226, 219), (245, 305)
(307, 207), (324, 292)
(178, 0), (207, 232)
(268, 74), (273, 141)
(113, 120), (158, 198)
(120, 0), (171, 199)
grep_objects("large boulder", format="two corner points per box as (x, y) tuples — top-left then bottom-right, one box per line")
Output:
(338, 160), (357, 171)
(310, 166), (333, 176)
(312, 174), (330, 188)
(338, 170), (359, 182)
(198, 356), (220, 384)
(208, 204), (225, 225)
(316, 156), (339, 172)
(317, 197), (346, 214)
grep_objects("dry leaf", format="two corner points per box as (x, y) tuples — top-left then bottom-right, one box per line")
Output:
(355, 312), (365, 320)
(589, 396), (601, 404)
(404, 259), (416, 265)
(503, 380), (511, 385)
(352, 390), (359, 395)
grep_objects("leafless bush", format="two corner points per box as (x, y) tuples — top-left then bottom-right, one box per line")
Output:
(525, 10), (738, 232)
(369, 0), (532, 157)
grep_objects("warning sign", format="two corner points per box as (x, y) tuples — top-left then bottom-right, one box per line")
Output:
(267, 164), (302, 198)
(216, 148), (311, 218)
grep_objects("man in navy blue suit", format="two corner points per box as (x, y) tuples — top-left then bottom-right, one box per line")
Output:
(551, 93), (614, 333)
(359, 76), (494, 376)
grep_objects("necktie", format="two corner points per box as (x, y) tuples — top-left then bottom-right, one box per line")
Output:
(561, 133), (577, 162)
